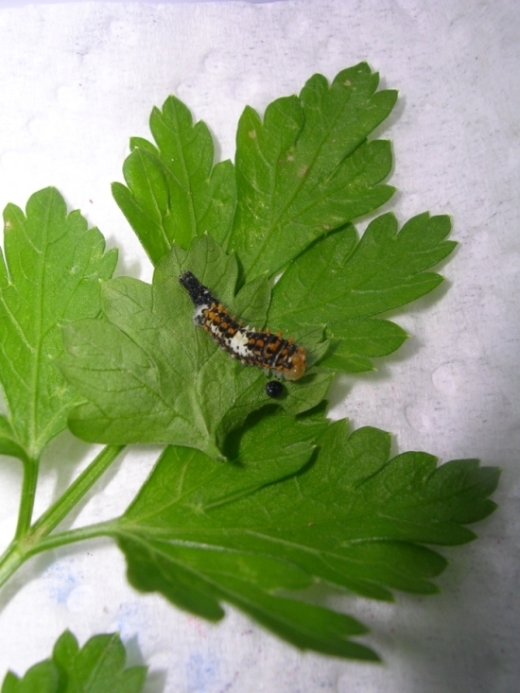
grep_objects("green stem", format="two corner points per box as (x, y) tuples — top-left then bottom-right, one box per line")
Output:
(30, 444), (125, 539)
(14, 456), (39, 540)
(0, 542), (27, 591)
(24, 519), (119, 558)
(0, 444), (125, 591)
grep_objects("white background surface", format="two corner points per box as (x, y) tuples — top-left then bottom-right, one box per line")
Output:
(0, 1), (518, 691)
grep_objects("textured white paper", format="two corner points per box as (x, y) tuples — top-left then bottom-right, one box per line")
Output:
(0, 1), (518, 692)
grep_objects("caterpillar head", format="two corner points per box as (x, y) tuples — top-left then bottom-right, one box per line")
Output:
(284, 347), (307, 381)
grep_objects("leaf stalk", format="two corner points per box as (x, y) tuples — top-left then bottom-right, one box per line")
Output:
(0, 444), (125, 591)
(14, 456), (39, 540)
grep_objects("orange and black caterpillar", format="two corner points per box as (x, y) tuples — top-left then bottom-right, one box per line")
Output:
(179, 271), (307, 381)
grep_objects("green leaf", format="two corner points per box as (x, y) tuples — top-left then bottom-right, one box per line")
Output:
(227, 62), (397, 279)
(322, 318), (407, 373)
(112, 95), (236, 265)
(1, 662), (59, 693)
(60, 236), (328, 459)
(110, 410), (499, 659)
(0, 188), (117, 461)
(113, 64), (395, 277)
(53, 631), (146, 693)
(268, 212), (456, 372)
(1, 631), (146, 693)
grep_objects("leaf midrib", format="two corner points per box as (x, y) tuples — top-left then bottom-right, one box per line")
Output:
(156, 108), (199, 240)
(29, 195), (50, 455)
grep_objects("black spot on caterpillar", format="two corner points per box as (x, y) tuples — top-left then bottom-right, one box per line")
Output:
(179, 271), (307, 381)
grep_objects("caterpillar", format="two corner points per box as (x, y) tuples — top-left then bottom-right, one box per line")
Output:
(179, 271), (307, 382)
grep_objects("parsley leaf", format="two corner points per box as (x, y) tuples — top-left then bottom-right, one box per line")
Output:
(112, 63), (395, 274)
(112, 96), (236, 264)
(227, 62), (397, 279)
(0, 187), (117, 462)
(108, 411), (498, 660)
(268, 212), (456, 372)
(1, 631), (146, 693)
